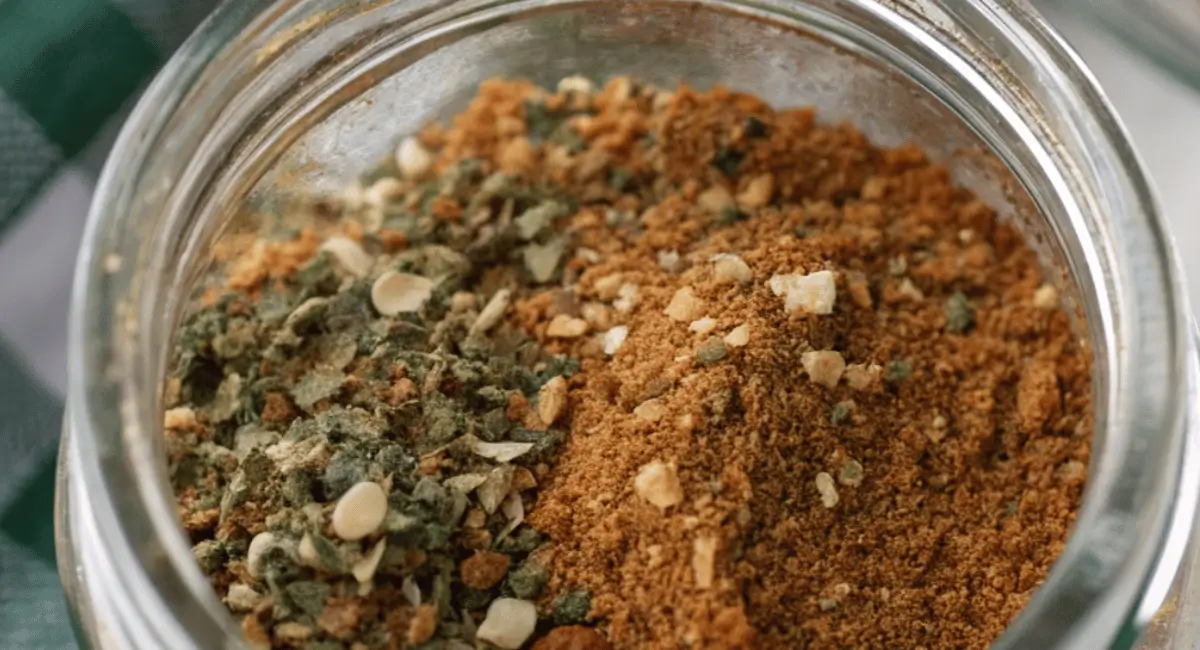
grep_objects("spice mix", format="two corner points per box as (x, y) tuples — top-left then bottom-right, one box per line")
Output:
(166, 75), (1091, 650)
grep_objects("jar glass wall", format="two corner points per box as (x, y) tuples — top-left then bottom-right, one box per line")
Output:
(1067, 0), (1200, 92)
(58, 1), (1194, 649)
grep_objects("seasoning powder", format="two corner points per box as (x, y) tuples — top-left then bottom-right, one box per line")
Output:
(168, 76), (1091, 650)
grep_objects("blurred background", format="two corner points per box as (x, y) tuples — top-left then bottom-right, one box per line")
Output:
(1, 0), (1199, 647)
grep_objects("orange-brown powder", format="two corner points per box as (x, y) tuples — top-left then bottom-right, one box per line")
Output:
(501, 83), (1094, 650)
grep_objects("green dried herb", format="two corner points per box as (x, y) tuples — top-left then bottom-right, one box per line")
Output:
(744, 116), (769, 139)
(297, 254), (340, 296)
(830, 402), (852, 425)
(550, 124), (588, 153)
(608, 167), (632, 192)
(696, 337), (728, 365)
(322, 447), (370, 500)
(212, 318), (259, 361)
(422, 393), (467, 445)
(943, 292), (974, 334)
(712, 146), (745, 178)
(375, 445), (417, 479)
(289, 406), (383, 443)
(438, 159), (484, 199)
(884, 360), (913, 383)
(309, 533), (344, 573)
(480, 408), (512, 441)
(192, 540), (226, 573)
(524, 100), (562, 142)
(259, 544), (301, 586)
(459, 587), (494, 611)
(292, 368), (346, 411)
(838, 460), (864, 487)
(430, 555), (455, 616)
(284, 581), (331, 618)
(421, 523), (454, 550)
(507, 560), (548, 599)
(496, 526), (544, 554)
(554, 589), (592, 625)
(280, 471), (315, 507)
(255, 290), (297, 325)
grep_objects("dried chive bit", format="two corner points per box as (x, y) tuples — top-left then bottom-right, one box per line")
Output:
(744, 116), (770, 139)
(830, 402), (852, 425)
(943, 292), (974, 334)
(551, 124), (588, 153)
(718, 206), (746, 227)
(524, 99), (562, 142)
(837, 460), (864, 487)
(507, 559), (549, 600)
(308, 533), (344, 573)
(608, 167), (633, 191)
(884, 360), (913, 383)
(554, 589), (593, 625)
(191, 540), (225, 573)
(697, 337), (728, 365)
(712, 146), (745, 178)
(283, 581), (331, 618)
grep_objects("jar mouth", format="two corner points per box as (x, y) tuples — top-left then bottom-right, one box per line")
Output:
(67, 1), (1190, 648)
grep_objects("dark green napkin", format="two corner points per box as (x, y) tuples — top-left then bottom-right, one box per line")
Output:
(0, 0), (216, 647)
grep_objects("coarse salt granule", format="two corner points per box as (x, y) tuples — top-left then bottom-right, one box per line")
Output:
(665, 287), (706, 322)
(1033, 283), (1059, 309)
(724, 324), (750, 348)
(634, 461), (684, 508)
(476, 598), (538, 649)
(802, 350), (846, 388)
(396, 136), (435, 179)
(711, 254), (753, 285)
(816, 472), (839, 508)
(769, 270), (837, 315)
(603, 326), (629, 355)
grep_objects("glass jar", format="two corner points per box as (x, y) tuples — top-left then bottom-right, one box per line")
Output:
(56, 1), (1200, 648)
(1067, 0), (1200, 92)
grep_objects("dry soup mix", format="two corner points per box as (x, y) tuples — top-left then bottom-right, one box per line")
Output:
(165, 76), (1091, 650)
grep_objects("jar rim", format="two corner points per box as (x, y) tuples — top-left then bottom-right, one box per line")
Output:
(65, 1), (1192, 648)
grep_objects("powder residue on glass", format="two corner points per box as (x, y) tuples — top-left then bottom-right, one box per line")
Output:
(167, 75), (1092, 650)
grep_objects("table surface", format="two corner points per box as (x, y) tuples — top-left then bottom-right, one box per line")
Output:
(0, 7), (1197, 396)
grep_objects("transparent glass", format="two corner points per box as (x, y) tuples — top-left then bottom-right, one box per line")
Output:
(57, 1), (1198, 649)
(1067, 0), (1200, 92)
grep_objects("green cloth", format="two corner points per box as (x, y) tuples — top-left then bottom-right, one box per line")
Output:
(0, 0), (216, 647)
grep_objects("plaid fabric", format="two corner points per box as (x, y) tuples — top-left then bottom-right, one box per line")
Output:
(0, 0), (217, 647)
